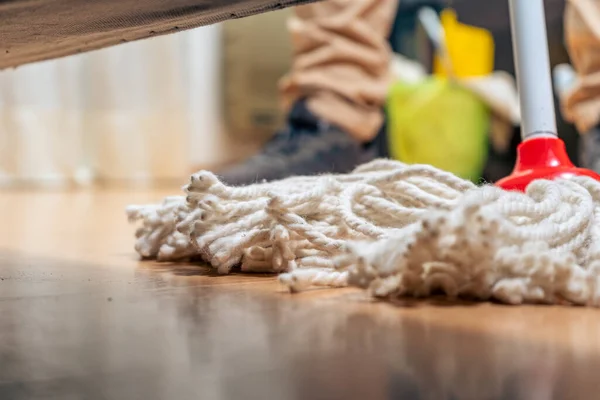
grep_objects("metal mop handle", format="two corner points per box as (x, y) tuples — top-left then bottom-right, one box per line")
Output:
(509, 0), (558, 139)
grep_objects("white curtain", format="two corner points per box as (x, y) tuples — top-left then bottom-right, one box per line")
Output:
(0, 25), (246, 187)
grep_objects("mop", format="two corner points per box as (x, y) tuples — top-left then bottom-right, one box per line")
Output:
(128, 0), (600, 306)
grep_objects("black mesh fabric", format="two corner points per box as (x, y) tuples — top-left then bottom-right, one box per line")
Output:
(0, 0), (314, 69)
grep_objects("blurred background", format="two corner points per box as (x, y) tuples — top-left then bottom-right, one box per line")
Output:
(0, 0), (574, 188)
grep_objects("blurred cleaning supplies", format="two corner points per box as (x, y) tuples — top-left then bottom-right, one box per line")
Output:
(387, 7), (519, 181)
(433, 7), (520, 152)
(388, 0), (444, 69)
(420, 7), (456, 76)
(387, 74), (490, 181)
(553, 63), (577, 99)
(432, 9), (494, 78)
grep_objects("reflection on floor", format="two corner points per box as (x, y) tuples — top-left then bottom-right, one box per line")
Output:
(1, 189), (599, 399)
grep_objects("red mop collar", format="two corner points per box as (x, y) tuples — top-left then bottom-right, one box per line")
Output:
(496, 136), (600, 191)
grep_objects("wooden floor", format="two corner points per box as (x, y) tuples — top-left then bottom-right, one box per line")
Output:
(1, 188), (600, 400)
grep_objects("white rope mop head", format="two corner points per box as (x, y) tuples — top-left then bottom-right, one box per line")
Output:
(127, 159), (600, 306)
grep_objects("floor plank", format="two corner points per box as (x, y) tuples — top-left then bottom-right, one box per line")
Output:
(1, 189), (599, 400)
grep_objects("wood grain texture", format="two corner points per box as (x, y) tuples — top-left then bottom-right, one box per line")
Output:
(0, 0), (316, 68)
(1, 189), (599, 400)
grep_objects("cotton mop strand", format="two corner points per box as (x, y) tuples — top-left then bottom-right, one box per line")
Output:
(127, 0), (600, 306)
(127, 158), (600, 306)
